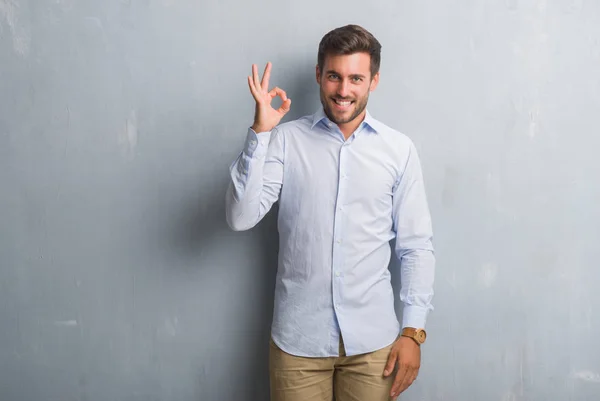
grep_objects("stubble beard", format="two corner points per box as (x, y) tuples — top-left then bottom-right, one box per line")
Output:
(319, 85), (370, 126)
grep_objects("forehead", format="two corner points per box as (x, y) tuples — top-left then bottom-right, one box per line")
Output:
(322, 52), (371, 75)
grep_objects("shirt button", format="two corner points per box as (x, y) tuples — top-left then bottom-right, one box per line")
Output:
(336, 239), (341, 244)
(250, 140), (257, 146)
(335, 271), (341, 277)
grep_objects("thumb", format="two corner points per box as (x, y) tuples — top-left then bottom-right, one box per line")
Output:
(383, 352), (397, 377)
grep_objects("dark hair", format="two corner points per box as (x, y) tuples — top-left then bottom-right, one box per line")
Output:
(317, 24), (382, 79)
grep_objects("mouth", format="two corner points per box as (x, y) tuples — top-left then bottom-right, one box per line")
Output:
(332, 98), (354, 110)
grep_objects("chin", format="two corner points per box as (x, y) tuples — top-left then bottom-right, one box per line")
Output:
(329, 105), (354, 119)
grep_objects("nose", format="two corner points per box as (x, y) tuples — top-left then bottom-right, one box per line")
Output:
(337, 80), (350, 98)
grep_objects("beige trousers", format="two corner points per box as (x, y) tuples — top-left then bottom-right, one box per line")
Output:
(269, 335), (395, 401)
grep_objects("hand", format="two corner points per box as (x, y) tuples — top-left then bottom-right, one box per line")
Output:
(247, 62), (292, 133)
(383, 336), (421, 398)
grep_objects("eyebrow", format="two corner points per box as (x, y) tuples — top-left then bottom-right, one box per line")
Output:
(325, 70), (367, 79)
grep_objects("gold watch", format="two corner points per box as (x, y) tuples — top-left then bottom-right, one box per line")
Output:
(401, 327), (427, 345)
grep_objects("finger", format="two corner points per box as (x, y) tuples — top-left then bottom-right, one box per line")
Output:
(269, 87), (287, 102)
(397, 370), (414, 394)
(390, 365), (408, 397)
(261, 62), (272, 92)
(277, 98), (291, 115)
(248, 76), (259, 99)
(383, 351), (397, 377)
(252, 64), (262, 93)
(397, 367), (418, 395)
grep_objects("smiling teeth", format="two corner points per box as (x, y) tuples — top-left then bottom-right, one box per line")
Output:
(335, 100), (352, 106)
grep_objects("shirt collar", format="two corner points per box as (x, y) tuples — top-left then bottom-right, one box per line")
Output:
(311, 106), (383, 134)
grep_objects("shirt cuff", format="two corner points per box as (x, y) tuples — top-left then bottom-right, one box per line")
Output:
(244, 127), (272, 159)
(401, 305), (429, 329)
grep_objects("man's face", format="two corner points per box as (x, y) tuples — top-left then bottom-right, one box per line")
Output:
(316, 52), (379, 127)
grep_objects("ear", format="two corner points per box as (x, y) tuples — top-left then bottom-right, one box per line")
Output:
(369, 72), (380, 92)
(316, 64), (321, 85)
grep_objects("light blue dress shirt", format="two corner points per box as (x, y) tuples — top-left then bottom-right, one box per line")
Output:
(225, 107), (435, 357)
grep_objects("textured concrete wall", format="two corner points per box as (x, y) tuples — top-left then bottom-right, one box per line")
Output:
(1, 1), (599, 400)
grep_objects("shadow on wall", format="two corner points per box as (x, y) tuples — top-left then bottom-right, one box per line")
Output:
(169, 57), (318, 258)
(163, 60), (318, 400)
(282, 61), (320, 122)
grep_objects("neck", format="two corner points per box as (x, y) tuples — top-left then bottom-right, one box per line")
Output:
(338, 110), (366, 139)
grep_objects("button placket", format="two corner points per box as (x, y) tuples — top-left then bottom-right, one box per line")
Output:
(332, 144), (347, 313)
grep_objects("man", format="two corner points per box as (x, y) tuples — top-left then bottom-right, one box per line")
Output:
(225, 24), (435, 401)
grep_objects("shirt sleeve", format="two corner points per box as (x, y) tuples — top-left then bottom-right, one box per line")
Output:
(225, 126), (284, 231)
(392, 139), (435, 329)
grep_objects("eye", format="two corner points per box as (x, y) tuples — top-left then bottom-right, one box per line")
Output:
(328, 74), (339, 80)
(352, 77), (363, 82)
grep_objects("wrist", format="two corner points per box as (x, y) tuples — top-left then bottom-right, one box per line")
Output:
(400, 327), (427, 346)
(251, 124), (272, 133)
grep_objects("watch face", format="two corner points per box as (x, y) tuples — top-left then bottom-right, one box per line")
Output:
(416, 330), (426, 342)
